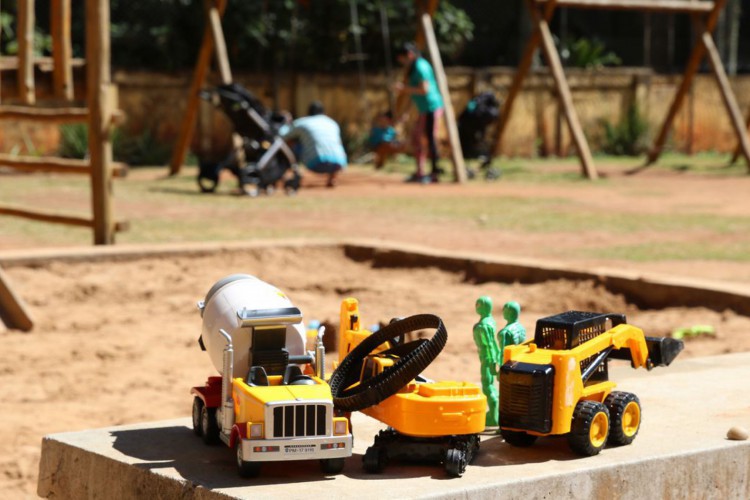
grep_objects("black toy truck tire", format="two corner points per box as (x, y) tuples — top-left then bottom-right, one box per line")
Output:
(500, 429), (538, 447)
(200, 406), (220, 445)
(330, 314), (447, 413)
(445, 448), (467, 477)
(363, 446), (388, 473)
(320, 457), (346, 474)
(192, 397), (204, 436)
(604, 391), (641, 446)
(567, 400), (610, 456)
(236, 441), (262, 478)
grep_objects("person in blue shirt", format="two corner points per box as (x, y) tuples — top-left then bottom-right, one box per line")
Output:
(393, 43), (444, 184)
(281, 101), (348, 187)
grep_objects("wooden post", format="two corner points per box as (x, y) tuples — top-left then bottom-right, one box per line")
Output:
(0, 267), (34, 332)
(700, 28), (750, 170)
(169, 0), (228, 176)
(492, 0), (557, 157)
(533, 2), (598, 179)
(647, 0), (726, 164)
(87, 0), (114, 245)
(17, 0), (36, 104)
(207, 0), (232, 85)
(414, 0), (440, 49)
(420, 13), (467, 183)
(51, 0), (74, 101)
(729, 110), (750, 164)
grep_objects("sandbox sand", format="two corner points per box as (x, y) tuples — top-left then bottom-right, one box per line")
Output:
(2, 246), (749, 497)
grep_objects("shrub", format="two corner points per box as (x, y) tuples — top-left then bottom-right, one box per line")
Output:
(59, 124), (171, 166)
(600, 104), (649, 156)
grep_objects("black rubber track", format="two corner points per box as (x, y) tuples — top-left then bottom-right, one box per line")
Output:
(330, 314), (447, 413)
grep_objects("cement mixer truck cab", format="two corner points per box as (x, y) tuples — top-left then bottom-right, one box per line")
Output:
(190, 275), (352, 478)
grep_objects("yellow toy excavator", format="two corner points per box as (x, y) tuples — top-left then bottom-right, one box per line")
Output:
(330, 298), (486, 477)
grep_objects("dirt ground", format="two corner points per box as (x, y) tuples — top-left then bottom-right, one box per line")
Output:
(2, 246), (750, 498)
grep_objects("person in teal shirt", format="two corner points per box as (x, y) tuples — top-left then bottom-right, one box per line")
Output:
(394, 43), (444, 184)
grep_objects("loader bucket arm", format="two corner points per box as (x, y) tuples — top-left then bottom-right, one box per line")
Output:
(645, 336), (684, 367)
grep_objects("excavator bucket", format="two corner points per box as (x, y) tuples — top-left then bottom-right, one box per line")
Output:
(645, 336), (684, 367)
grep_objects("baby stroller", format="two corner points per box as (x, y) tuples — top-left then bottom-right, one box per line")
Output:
(458, 91), (501, 180)
(196, 83), (300, 195)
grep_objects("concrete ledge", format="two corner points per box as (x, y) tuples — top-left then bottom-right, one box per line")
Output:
(2, 238), (750, 315)
(38, 353), (750, 499)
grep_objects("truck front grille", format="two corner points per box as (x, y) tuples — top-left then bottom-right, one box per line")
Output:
(272, 404), (327, 438)
(500, 362), (554, 434)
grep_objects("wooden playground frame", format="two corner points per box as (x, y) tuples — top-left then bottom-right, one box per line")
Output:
(493, 0), (750, 179)
(169, 0), (467, 183)
(0, 0), (126, 245)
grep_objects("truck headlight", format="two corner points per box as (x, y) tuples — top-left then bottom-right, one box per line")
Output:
(333, 418), (348, 436)
(248, 422), (263, 438)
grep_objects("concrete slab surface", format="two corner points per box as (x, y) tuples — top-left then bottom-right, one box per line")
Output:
(39, 353), (750, 499)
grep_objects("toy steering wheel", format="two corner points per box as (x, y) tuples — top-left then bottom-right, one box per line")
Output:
(330, 314), (447, 413)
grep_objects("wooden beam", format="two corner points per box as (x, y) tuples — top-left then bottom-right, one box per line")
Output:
(0, 56), (86, 72)
(538, 0), (714, 13)
(534, 2), (598, 179)
(87, 0), (115, 245)
(0, 205), (94, 228)
(648, 0), (727, 164)
(207, 0), (232, 85)
(700, 29), (750, 171)
(169, 0), (228, 176)
(492, 0), (558, 156)
(415, 0), (440, 50)
(420, 13), (467, 183)
(0, 205), (128, 232)
(17, 0), (36, 105)
(0, 267), (34, 332)
(0, 154), (127, 177)
(0, 105), (88, 123)
(729, 110), (750, 164)
(51, 0), (74, 100)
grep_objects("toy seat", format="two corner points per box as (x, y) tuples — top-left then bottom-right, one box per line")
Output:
(250, 327), (290, 376)
(247, 366), (270, 386)
(283, 364), (315, 386)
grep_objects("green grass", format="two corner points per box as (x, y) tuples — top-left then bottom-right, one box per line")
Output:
(576, 241), (750, 262)
(2, 154), (749, 265)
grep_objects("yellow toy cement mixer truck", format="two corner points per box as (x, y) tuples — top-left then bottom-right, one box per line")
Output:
(190, 274), (352, 477)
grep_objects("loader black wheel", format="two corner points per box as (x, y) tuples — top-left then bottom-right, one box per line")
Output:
(320, 457), (346, 474)
(363, 446), (388, 473)
(192, 397), (204, 436)
(445, 448), (468, 477)
(604, 392), (641, 446)
(200, 406), (220, 445)
(236, 441), (261, 478)
(568, 401), (610, 456)
(500, 429), (538, 448)
(329, 314), (447, 413)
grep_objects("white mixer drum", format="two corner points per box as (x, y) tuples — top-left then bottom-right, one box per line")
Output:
(199, 274), (306, 378)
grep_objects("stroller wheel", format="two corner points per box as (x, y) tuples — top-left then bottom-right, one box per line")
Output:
(240, 184), (260, 197)
(197, 176), (219, 193)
